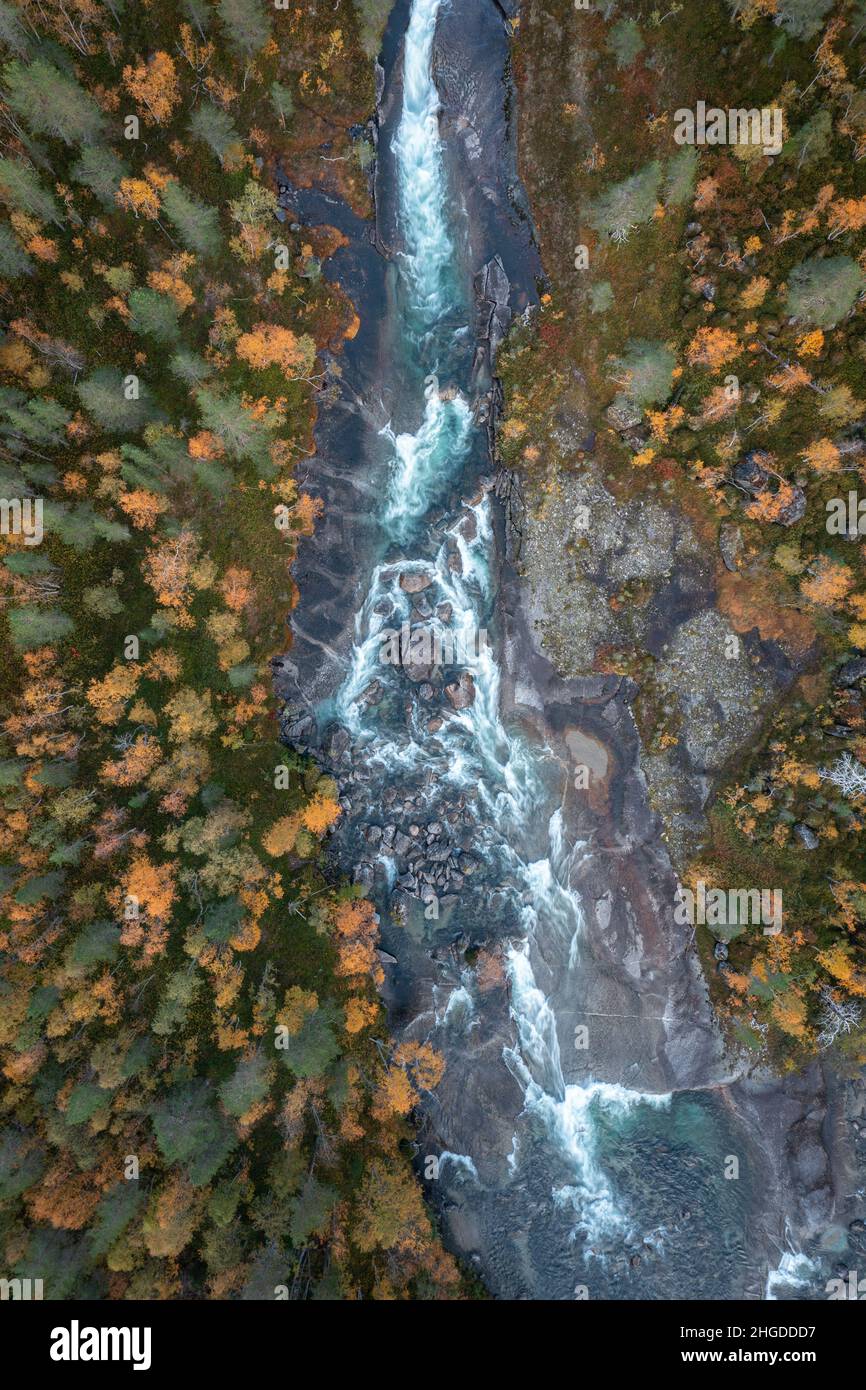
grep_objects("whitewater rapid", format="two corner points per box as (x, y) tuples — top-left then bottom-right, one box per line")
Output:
(325, 0), (678, 1255)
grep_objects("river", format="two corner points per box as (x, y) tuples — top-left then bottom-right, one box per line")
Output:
(278, 0), (844, 1301)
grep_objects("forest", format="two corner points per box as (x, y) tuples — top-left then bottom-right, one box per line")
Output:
(0, 0), (460, 1300)
(3, 0), (866, 1312)
(499, 0), (866, 1069)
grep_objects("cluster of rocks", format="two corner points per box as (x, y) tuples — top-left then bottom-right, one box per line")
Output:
(283, 536), (493, 912)
(308, 719), (486, 915)
(353, 789), (481, 907)
(376, 564), (481, 722)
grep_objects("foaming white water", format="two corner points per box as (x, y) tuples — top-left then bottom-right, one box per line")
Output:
(392, 0), (453, 323)
(382, 376), (473, 541)
(765, 1248), (821, 1300)
(375, 852), (397, 889)
(438, 1151), (480, 1181)
(522, 850), (586, 951)
(434, 967), (477, 1031)
(505, 940), (671, 1247)
(435, 978), (477, 1032)
(381, 0), (476, 535)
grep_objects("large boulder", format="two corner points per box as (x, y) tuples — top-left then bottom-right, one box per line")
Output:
(445, 672), (476, 710)
(399, 570), (433, 594)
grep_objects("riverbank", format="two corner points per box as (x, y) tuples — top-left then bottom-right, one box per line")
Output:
(495, 0), (866, 1295)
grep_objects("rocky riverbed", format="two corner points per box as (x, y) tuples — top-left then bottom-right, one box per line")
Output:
(276, 0), (862, 1301)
